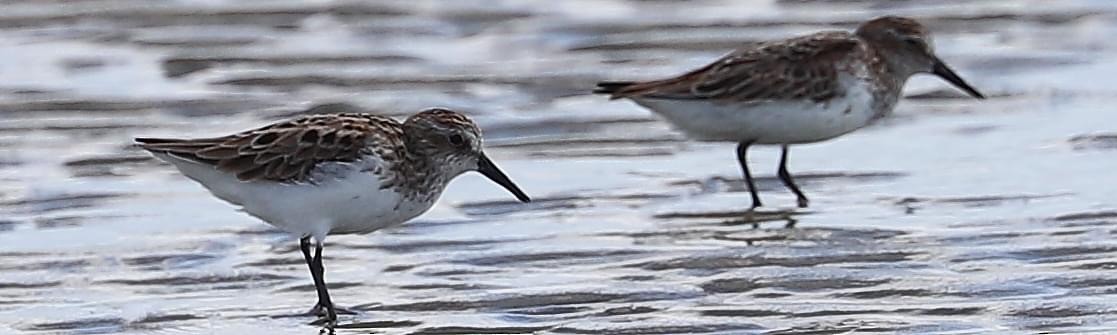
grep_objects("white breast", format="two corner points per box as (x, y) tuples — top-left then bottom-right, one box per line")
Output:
(633, 75), (880, 144)
(153, 153), (436, 241)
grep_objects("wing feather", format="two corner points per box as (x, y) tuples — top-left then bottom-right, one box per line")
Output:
(597, 31), (864, 103)
(136, 113), (404, 183)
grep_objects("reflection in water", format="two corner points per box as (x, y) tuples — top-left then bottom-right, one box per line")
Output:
(2, 0), (1117, 334)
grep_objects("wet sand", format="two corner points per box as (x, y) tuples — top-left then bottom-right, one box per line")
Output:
(2, 0), (1117, 334)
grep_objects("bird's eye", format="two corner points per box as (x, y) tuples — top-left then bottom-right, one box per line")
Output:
(904, 38), (923, 48)
(447, 134), (465, 146)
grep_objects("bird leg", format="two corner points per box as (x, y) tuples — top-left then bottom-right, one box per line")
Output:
(300, 237), (358, 318)
(300, 237), (337, 326)
(736, 141), (762, 209)
(777, 145), (809, 208)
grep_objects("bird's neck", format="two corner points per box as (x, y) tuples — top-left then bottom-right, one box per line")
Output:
(859, 45), (908, 119)
(386, 147), (452, 203)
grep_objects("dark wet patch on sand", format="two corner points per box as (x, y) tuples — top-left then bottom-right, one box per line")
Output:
(276, 281), (363, 292)
(363, 292), (629, 312)
(0, 258), (93, 272)
(342, 237), (541, 254)
(549, 322), (764, 334)
(701, 305), (984, 318)
(0, 220), (17, 232)
(669, 171), (907, 193)
(651, 208), (804, 228)
(458, 195), (586, 216)
(1007, 245), (1117, 263)
(99, 272), (293, 286)
(508, 305), (592, 316)
(886, 193), (1068, 210)
(832, 288), (939, 299)
(634, 250), (921, 271)
(453, 249), (647, 267)
(1069, 133), (1117, 151)
(412, 267), (503, 278)
(334, 320), (423, 329)
(1051, 210), (1117, 222)
(1044, 276), (1117, 290)
(21, 313), (207, 333)
(21, 317), (125, 332)
(0, 192), (128, 214)
(0, 280), (62, 289)
(407, 325), (554, 335)
(163, 54), (421, 78)
(65, 154), (154, 170)
(1068, 261), (1117, 270)
(32, 215), (98, 229)
(700, 308), (787, 318)
(459, 192), (676, 216)
(701, 276), (890, 294)
(836, 283), (1053, 300)
(765, 319), (910, 334)
(395, 282), (498, 291)
(363, 289), (697, 312)
(235, 257), (305, 268)
(121, 253), (220, 270)
(1006, 303), (1112, 318)
(133, 313), (204, 324)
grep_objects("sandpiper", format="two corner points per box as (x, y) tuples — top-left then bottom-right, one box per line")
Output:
(596, 16), (983, 209)
(136, 108), (530, 326)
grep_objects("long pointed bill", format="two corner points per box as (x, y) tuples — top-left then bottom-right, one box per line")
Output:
(932, 57), (985, 99)
(476, 153), (531, 203)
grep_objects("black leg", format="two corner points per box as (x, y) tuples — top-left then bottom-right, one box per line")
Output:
(778, 145), (809, 208)
(736, 142), (762, 209)
(311, 241), (337, 325)
(300, 237), (336, 326)
(300, 237), (327, 316)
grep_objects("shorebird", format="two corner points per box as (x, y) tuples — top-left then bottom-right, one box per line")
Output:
(136, 108), (530, 326)
(595, 16), (983, 209)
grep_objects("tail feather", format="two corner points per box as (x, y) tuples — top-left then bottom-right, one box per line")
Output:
(135, 137), (182, 146)
(135, 135), (217, 158)
(593, 81), (636, 96)
(135, 137), (221, 165)
(135, 137), (206, 152)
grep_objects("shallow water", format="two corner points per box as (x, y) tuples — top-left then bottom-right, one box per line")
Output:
(2, 0), (1117, 334)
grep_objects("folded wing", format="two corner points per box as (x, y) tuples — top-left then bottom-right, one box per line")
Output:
(137, 114), (403, 183)
(596, 31), (863, 103)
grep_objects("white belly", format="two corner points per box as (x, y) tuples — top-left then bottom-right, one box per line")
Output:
(632, 79), (880, 144)
(155, 153), (434, 240)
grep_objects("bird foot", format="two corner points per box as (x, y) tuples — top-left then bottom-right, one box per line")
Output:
(306, 303), (359, 317)
(796, 198), (809, 208)
(310, 317), (335, 325)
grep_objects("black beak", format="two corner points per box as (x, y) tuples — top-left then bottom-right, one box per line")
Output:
(476, 153), (530, 203)
(932, 56), (985, 99)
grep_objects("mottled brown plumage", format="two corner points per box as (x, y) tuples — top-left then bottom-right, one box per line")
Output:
(599, 31), (862, 103)
(137, 113), (405, 183)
